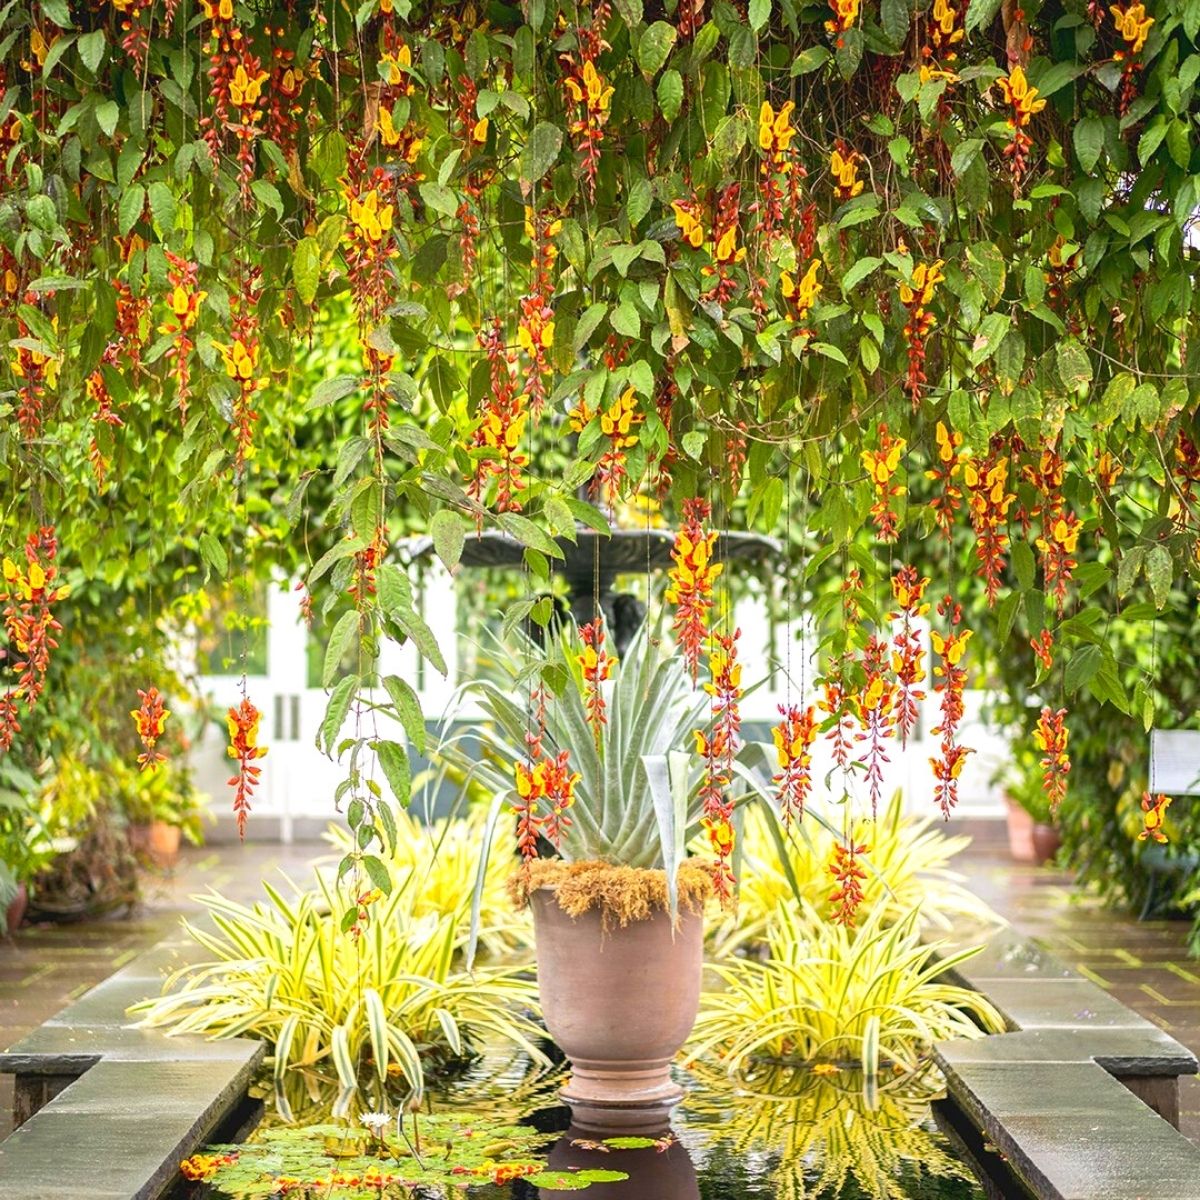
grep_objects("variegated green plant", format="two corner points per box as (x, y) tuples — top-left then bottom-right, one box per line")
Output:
(689, 903), (1004, 1077)
(129, 867), (546, 1109)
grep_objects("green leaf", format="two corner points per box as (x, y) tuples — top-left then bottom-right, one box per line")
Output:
(1031, 61), (1083, 98)
(520, 121), (563, 183)
(1167, 118), (1192, 170)
(375, 741), (411, 808)
(950, 138), (984, 177)
(324, 609), (360, 688)
(749, 0), (772, 31)
(308, 374), (359, 409)
(430, 509), (465, 570)
(78, 29), (105, 72)
(657, 69), (684, 122)
(419, 182), (458, 217)
(965, 0), (1001, 33)
(118, 183), (145, 235)
(318, 675), (358, 756)
(791, 45), (830, 75)
(1064, 644), (1102, 694)
(293, 236), (321, 305)
(1073, 116), (1104, 173)
(841, 256), (882, 292)
(1011, 539), (1035, 591)
(880, 0), (909, 45)
(147, 181), (177, 232)
(1116, 544), (1144, 598)
(1055, 338), (1092, 389)
(382, 673), (426, 754)
(637, 20), (677, 76)
(1146, 544), (1173, 608)
(198, 532), (228, 579)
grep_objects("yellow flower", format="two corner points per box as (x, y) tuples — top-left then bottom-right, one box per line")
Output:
(1110, 2), (1153, 54)
(672, 202), (705, 249)
(998, 65), (1046, 126)
(229, 65), (268, 109)
(782, 259), (822, 319)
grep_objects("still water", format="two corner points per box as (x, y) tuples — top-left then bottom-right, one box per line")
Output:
(194, 1055), (989, 1200)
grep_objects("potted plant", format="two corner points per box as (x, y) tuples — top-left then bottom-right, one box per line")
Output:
(994, 745), (1060, 865)
(442, 624), (736, 1130)
(0, 760), (54, 935)
(117, 759), (211, 868)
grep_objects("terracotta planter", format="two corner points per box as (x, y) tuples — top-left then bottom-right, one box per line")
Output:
(1004, 794), (1036, 863)
(131, 820), (181, 868)
(531, 886), (703, 1131)
(1031, 822), (1062, 865)
(127, 821), (151, 856)
(5, 883), (26, 935)
(540, 1125), (699, 1199)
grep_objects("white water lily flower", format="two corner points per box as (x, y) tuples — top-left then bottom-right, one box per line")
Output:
(360, 1111), (391, 1134)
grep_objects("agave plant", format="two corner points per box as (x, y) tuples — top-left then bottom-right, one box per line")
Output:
(708, 790), (1001, 955)
(129, 867), (546, 1106)
(688, 903), (1003, 1077)
(439, 625), (737, 951)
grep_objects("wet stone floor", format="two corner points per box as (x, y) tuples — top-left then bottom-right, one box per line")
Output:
(0, 841), (315, 1139)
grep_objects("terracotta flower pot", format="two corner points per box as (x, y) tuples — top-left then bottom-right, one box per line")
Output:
(144, 820), (181, 868)
(540, 1125), (699, 1199)
(1031, 822), (1061, 865)
(127, 821), (151, 856)
(531, 886), (704, 1131)
(1003, 794), (1036, 863)
(5, 883), (27, 936)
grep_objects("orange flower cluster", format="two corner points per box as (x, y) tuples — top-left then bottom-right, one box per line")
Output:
(159, 253), (205, 425)
(571, 386), (644, 505)
(577, 618), (615, 741)
(1139, 792), (1171, 843)
(200, 0), (268, 190)
(1025, 447), (1080, 613)
(926, 420), (964, 537)
(665, 498), (723, 679)
(857, 635), (897, 818)
(890, 566), (929, 746)
(672, 199), (705, 250)
(1031, 628), (1054, 672)
(756, 101), (798, 255)
(227, 695), (267, 838)
(469, 318), (528, 514)
(696, 630), (742, 902)
(1096, 448), (1123, 492)
(448, 75), (488, 297)
(85, 282), (145, 488)
(898, 258), (944, 406)
(925, 0), (965, 63)
(11, 312), (59, 441)
(825, 0), (860, 42)
(561, 8), (613, 201)
(772, 703), (818, 824)
(513, 750), (581, 864)
(963, 447), (1016, 605)
(861, 424), (906, 542)
(677, 0), (705, 37)
(1110, 3), (1153, 112)
(781, 260), (822, 326)
(830, 142), (865, 201)
(519, 206), (561, 417)
(1033, 706), (1070, 813)
(264, 24), (304, 157)
(997, 66), (1046, 191)
(0, 528), (65, 752)
(704, 183), (745, 305)
(930, 595), (973, 819)
(347, 885), (384, 940)
(829, 841), (868, 926)
(131, 686), (170, 772)
(180, 1153), (238, 1182)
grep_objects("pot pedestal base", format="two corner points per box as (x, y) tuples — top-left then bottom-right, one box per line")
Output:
(561, 1059), (681, 1131)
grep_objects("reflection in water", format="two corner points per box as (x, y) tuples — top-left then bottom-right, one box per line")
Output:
(682, 1060), (983, 1200)
(538, 1127), (700, 1200)
(240, 1050), (983, 1199)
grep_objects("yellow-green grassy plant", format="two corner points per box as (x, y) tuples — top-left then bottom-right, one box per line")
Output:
(690, 903), (1003, 1076)
(129, 866), (546, 1103)
(708, 790), (1000, 956)
(684, 1059), (974, 1200)
(321, 805), (530, 958)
